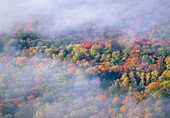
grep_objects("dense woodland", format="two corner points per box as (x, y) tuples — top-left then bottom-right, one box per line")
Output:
(0, 22), (170, 118)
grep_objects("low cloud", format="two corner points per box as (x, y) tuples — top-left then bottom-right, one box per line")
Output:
(0, 0), (169, 33)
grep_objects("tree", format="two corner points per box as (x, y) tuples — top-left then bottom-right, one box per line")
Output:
(165, 56), (170, 69)
(90, 45), (102, 58)
(95, 53), (101, 62)
(145, 73), (151, 85)
(122, 51), (128, 60)
(144, 82), (161, 97)
(111, 50), (121, 64)
(151, 70), (158, 82)
(158, 70), (170, 82)
(160, 80), (170, 97)
(73, 44), (84, 53)
(144, 113), (153, 118)
(120, 73), (129, 90)
(45, 48), (53, 57)
(139, 72), (145, 88)
(15, 98), (25, 106)
(134, 45), (141, 51)
(129, 71), (137, 87)
(57, 50), (66, 60)
(100, 54), (106, 62)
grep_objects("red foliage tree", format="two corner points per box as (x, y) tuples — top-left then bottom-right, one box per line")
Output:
(134, 45), (141, 51)
(15, 98), (25, 106)
(23, 46), (27, 50)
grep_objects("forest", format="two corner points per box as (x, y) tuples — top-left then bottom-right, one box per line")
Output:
(0, 0), (169, 118)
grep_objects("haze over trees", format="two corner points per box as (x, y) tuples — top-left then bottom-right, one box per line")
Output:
(0, 0), (169, 118)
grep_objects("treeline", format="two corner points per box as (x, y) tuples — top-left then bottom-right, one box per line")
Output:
(0, 25), (169, 118)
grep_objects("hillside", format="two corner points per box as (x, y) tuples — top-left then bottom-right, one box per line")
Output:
(0, 0), (169, 118)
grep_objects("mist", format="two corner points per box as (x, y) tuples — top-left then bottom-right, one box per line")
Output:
(0, 0), (169, 118)
(0, 0), (169, 33)
(0, 55), (104, 117)
(0, 51), (169, 117)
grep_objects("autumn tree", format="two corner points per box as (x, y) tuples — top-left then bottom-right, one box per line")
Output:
(111, 50), (122, 64)
(151, 69), (159, 82)
(120, 73), (129, 90)
(139, 72), (145, 88)
(90, 45), (103, 59)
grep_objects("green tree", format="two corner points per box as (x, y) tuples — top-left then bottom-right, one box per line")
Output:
(95, 53), (101, 62)
(90, 45), (102, 58)
(111, 50), (121, 64)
